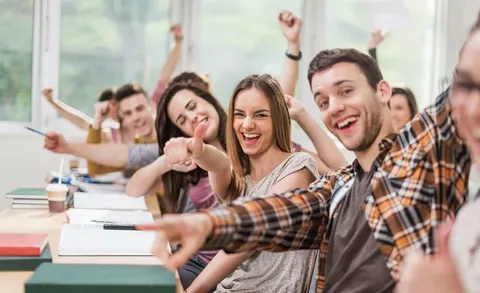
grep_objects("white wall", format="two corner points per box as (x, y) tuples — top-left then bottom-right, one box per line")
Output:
(0, 135), (81, 210)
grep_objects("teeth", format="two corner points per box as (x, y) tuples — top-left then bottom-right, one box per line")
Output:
(337, 117), (358, 129)
(244, 133), (260, 139)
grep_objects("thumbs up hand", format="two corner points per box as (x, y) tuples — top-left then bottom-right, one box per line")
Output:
(163, 122), (208, 167)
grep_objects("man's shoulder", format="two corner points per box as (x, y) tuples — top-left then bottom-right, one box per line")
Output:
(310, 164), (355, 191)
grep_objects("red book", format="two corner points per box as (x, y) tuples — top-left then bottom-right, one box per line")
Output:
(0, 233), (48, 256)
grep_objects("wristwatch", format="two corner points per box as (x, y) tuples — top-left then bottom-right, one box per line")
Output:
(286, 50), (302, 61)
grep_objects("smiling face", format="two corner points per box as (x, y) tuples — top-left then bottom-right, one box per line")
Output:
(118, 93), (154, 138)
(451, 30), (480, 163)
(390, 93), (412, 131)
(232, 88), (276, 156)
(166, 89), (220, 141)
(312, 62), (387, 152)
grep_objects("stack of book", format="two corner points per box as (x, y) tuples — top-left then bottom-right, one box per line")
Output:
(0, 233), (52, 271)
(5, 188), (73, 210)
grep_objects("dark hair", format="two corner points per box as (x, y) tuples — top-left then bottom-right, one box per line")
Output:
(170, 72), (210, 92)
(390, 86), (418, 119)
(155, 82), (227, 214)
(114, 83), (148, 103)
(97, 88), (116, 102)
(308, 48), (383, 89)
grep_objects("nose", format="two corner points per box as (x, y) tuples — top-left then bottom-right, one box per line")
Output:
(186, 111), (198, 124)
(242, 116), (254, 129)
(328, 96), (346, 117)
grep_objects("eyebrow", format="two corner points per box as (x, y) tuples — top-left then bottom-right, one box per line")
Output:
(313, 79), (354, 99)
(233, 109), (270, 114)
(184, 100), (194, 109)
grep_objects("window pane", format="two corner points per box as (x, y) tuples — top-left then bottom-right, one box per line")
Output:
(0, 0), (34, 122)
(325, 0), (436, 109)
(59, 0), (170, 117)
(199, 0), (303, 106)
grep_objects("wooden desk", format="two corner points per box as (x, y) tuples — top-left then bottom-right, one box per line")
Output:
(0, 195), (184, 293)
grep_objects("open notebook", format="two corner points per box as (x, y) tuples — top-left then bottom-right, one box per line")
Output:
(73, 192), (148, 211)
(59, 209), (156, 256)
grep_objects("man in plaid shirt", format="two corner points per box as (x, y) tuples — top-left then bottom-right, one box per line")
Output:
(141, 48), (471, 293)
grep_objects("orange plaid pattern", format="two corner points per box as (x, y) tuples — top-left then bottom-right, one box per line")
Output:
(204, 89), (471, 292)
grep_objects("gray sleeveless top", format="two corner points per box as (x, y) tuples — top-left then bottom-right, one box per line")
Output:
(215, 152), (319, 293)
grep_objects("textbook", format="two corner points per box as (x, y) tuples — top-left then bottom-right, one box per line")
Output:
(0, 245), (52, 271)
(0, 233), (48, 256)
(25, 263), (176, 293)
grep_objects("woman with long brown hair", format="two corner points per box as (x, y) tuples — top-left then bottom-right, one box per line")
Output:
(164, 74), (318, 293)
(125, 80), (226, 290)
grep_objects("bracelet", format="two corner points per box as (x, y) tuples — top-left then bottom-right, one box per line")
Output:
(286, 50), (302, 61)
(175, 35), (184, 42)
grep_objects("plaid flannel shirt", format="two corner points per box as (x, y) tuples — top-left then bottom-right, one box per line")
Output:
(204, 89), (471, 292)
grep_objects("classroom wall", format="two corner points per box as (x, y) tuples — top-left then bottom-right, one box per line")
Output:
(0, 135), (81, 210)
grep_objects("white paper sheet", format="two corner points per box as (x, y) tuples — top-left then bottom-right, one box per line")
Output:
(365, 0), (412, 31)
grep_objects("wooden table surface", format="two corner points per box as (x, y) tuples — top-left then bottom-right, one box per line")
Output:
(0, 194), (184, 293)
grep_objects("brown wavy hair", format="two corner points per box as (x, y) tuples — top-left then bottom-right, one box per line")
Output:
(224, 74), (291, 203)
(155, 82), (227, 214)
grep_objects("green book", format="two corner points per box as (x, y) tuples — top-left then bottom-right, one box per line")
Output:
(5, 188), (47, 200)
(0, 245), (52, 271)
(25, 263), (176, 293)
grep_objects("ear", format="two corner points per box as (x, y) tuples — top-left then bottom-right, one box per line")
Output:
(377, 80), (392, 104)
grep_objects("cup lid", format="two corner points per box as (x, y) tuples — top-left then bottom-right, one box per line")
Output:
(46, 184), (69, 192)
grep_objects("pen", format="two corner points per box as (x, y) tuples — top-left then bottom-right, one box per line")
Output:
(90, 220), (137, 230)
(25, 126), (46, 136)
(103, 223), (137, 231)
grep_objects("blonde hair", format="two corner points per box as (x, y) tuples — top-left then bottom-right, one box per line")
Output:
(224, 74), (291, 202)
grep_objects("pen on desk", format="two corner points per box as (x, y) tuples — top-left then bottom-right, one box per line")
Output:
(90, 220), (137, 230)
(103, 223), (137, 231)
(25, 126), (46, 136)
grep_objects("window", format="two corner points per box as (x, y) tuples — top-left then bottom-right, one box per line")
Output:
(324, 0), (437, 109)
(198, 0), (304, 106)
(58, 0), (170, 117)
(0, 0), (34, 122)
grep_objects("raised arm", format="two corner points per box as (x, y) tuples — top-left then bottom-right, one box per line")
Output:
(151, 25), (184, 105)
(278, 10), (302, 96)
(286, 96), (347, 171)
(368, 30), (387, 63)
(163, 123), (232, 198)
(42, 88), (93, 131)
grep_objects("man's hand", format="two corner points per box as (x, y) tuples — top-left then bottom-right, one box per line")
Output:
(368, 30), (388, 49)
(278, 10), (302, 45)
(44, 131), (70, 154)
(137, 212), (213, 271)
(285, 95), (305, 121)
(42, 88), (54, 102)
(396, 221), (465, 293)
(171, 24), (183, 42)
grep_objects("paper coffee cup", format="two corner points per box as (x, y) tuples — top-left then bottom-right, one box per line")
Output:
(46, 184), (68, 213)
